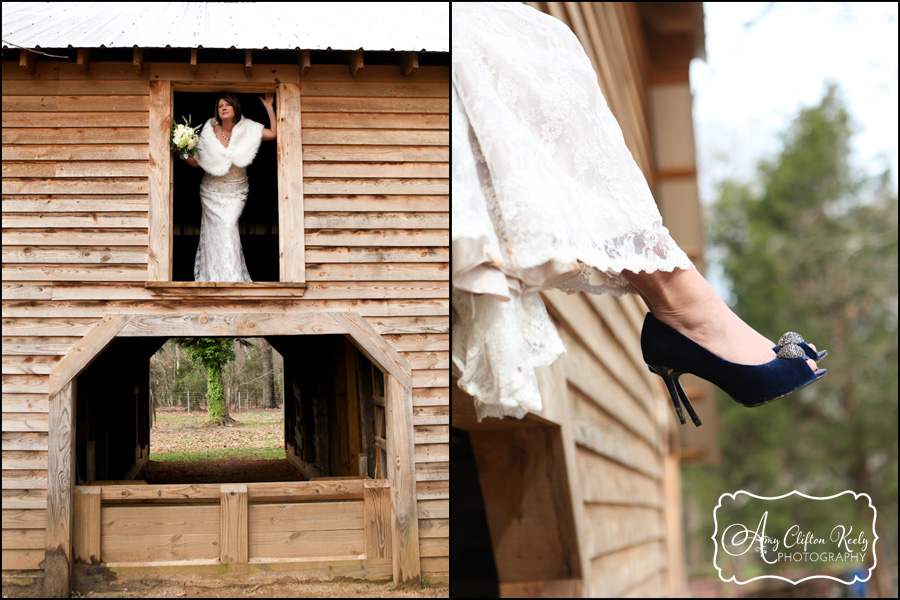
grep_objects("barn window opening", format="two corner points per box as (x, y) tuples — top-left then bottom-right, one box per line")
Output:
(73, 335), (383, 486)
(172, 91), (280, 282)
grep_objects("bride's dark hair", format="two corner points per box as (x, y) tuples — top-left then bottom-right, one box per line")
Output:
(214, 93), (242, 125)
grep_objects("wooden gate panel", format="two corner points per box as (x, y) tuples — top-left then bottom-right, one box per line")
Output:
(74, 480), (391, 567)
(101, 504), (220, 563)
(249, 500), (365, 559)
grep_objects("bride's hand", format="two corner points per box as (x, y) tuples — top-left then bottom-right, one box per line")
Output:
(259, 93), (274, 109)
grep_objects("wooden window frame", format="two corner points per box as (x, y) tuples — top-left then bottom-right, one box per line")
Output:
(148, 79), (305, 287)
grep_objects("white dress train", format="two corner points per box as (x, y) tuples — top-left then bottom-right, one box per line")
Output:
(452, 2), (693, 421)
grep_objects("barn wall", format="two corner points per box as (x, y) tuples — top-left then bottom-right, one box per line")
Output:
(1, 59), (448, 583)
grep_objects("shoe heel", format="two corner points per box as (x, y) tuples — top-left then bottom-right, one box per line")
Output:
(648, 365), (702, 427)
(648, 365), (686, 425)
(672, 374), (702, 427)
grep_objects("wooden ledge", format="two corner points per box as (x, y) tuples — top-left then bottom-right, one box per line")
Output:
(146, 282), (307, 288)
(145, 282), (307, 296)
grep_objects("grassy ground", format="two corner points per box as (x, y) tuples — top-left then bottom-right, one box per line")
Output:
(149, 407), (285, 462)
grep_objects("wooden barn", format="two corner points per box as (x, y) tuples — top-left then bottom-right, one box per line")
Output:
(452, 2), (710, 597)
(1, 2), (449, 596)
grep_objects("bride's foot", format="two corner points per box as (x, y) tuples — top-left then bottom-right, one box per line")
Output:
(623, 266), (818, 372)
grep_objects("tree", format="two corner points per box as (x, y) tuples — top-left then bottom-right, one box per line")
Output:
(177, 337), (242, 426)
(684, 84), (898, 587)
(262, 343), (276, 408)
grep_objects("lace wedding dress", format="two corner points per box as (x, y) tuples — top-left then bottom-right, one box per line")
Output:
(452, 2), (693, 421)
(194, 164), (252, 282)
(192, 116), (264, 282)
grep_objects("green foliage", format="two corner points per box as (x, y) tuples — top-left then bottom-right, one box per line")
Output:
(686, 84), (898, 574)
(179, 337), (236, 370)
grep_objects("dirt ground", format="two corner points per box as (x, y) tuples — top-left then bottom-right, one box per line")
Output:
(139, 457), (307, 484)
(3, 570), (449, 598)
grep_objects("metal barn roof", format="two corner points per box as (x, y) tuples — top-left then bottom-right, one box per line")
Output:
(1, 2), (449, 52)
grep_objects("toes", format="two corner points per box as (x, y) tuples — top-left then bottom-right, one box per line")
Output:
(807, 342), (818, 371)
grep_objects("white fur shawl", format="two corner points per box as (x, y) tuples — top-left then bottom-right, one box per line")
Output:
(195, 117), (265, 176)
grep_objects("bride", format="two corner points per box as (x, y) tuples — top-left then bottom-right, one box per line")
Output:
(180, 92), (277, 282)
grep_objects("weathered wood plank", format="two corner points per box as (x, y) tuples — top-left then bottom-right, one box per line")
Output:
(220, 485), (248, 565)
(119, 312), (343, 338)
(385, 374), (420, 584)
(73, 487), (101, 564)
(364, 480), (392, 559)
(45, 379), (75, 596)
(147, 79), (173, 282)
(86, 479), (377, 502)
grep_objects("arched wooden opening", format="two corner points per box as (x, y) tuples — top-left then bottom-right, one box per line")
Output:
(44, 312), (419, 596)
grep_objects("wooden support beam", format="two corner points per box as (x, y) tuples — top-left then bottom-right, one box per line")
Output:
(364, 480), (392, 559)
(18, 48), (36, 74)
(84, 479), (369, 502)
(244, 49), (252, 76)
(76, 48), (90, 74)
(45, 379), (76, 597)
(385, 374), (421, 585)
(73, 487), (101, 564)
(132, 47), (144, 74)
(190, 48), (198, 74)
(298, 49), (311, 76)
(147, 79), (174, 281)
(119, 312), (343, 338)
(220, 484), (248, 564)
(350, 49), (364, 77)
(399, 51), (418, 76)
(276, 81), (306, 282)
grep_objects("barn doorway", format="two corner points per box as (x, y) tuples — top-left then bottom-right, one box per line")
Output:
(49, 312), (419, 587)
(73, 334), (384, 486)
(172, 91), (279, 282)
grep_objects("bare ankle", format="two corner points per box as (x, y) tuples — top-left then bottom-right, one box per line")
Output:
(623, 266), (722, 322)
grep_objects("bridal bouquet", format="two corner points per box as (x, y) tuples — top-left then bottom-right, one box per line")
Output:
(170, 115), (201, 160)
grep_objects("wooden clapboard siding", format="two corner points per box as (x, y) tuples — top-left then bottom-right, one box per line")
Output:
(537, 288), (679, 598)
(2, 57), (448, 583)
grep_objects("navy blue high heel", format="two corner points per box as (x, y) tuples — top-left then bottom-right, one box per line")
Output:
(642, 313), (827, 427)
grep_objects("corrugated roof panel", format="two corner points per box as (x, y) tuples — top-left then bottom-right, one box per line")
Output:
(1, 2), (449, 51)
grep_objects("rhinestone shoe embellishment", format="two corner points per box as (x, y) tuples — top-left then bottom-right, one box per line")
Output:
(778, 331), (805, 347)
(777, 343), (806, 359)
